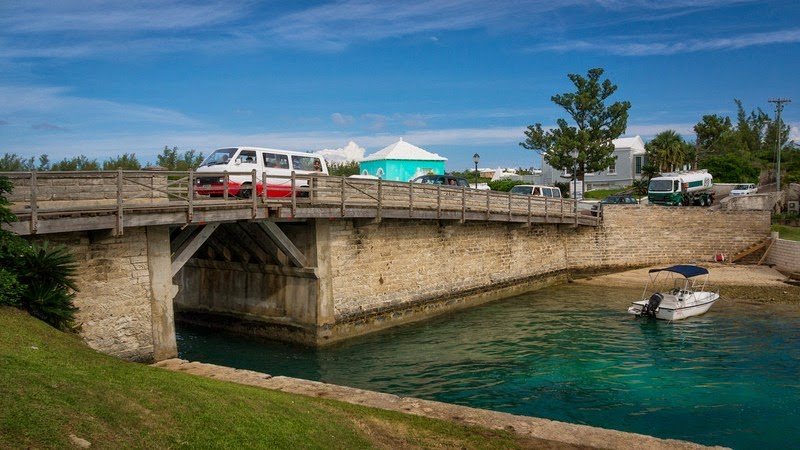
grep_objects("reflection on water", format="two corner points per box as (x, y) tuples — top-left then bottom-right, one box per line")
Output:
(177, 284), (800, 449)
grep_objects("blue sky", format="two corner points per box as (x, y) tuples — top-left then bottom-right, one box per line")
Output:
(1, 0), (798, 170)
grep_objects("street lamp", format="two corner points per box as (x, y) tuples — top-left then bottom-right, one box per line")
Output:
(570, 149), (579, 211)
(473, 153), (480, 189)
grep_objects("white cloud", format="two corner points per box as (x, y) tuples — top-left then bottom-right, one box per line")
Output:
(534, 28), (800, 56)
(363, 113), (388, 131)
(0, 84), (201, 127)
(0, 0), (247, 33)
(315, 140), (366, 162)
(331, 112), (355, 126)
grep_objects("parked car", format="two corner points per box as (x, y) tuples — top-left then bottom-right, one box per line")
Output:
(729, 183), (758, 196)
(411, 174), (470, 187)
(591, 194), (639, 216)
(509, 185), (562, 198)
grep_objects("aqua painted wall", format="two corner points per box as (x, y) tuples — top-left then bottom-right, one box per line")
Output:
(359, 160), (445, 181)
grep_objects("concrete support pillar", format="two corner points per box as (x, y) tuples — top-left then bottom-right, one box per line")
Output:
(146, 225), (178, 361)
(314, 220), (335, 335)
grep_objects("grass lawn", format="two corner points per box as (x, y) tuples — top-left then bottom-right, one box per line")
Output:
(0, 307), (535, 449)
(772, 224), (800, 241)
(582, 187), (631, 200)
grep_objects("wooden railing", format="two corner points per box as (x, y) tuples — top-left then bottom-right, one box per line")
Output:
(0, 170), (600, 235)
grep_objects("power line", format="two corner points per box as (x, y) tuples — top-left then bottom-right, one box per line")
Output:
(768, 98), (791, 191)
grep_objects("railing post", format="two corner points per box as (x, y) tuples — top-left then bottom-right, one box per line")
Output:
(188, 169), (194, 223)
(486, 189), (490, 220)
(560, 198), (564, 221)
(223, 171), (229, 200)
(261, 171), (267, 203)
(574, 199), (579, 226)
(251, 169), (258, 219)
(527, 194), (531, 227)
(409, 182), (414, 218)
(436, 184), (441, 219)
(116, 169), (124, 236)
(544, 198), (548, 223)
(461, 186), (466, 223)
(291, 171), (297, 218)
(507, 191), (512, 221)
(29, 171), (38, 235)
(340, 177), (346, 217)
(376, 178), (382, 222)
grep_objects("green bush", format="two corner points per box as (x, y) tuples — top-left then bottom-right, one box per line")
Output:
(487, 179), (526, 192)
(16, 243), (79, 330)
(0, 176), (79, 330)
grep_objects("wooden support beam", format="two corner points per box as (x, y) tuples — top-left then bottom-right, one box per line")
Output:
(212, 228), (259, 264)
(205, 236), (232, 262)
(224, 223), (269, 264)
(239, 222), (288, 266)
(758, 238), (776, 265)
(171, 223), (219, 277)
(170, 225), (197, 253)
(255, 221), (308, 268)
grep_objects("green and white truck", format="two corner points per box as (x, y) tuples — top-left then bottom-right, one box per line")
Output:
(648, 170), (714, 206)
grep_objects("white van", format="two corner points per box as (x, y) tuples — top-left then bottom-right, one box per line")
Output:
(195, 147), (328, 198)
(509, 184), (562, 198)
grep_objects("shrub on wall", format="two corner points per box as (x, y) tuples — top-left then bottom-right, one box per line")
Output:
(0, 176), (79, 330)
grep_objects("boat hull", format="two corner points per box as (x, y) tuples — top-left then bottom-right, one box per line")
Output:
(628, 292), (719, 321)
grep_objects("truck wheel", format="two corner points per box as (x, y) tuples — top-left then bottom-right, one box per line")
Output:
(238, 183), (252, 199)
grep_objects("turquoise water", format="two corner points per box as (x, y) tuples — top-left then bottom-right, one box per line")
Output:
(177, 284), (800, 449)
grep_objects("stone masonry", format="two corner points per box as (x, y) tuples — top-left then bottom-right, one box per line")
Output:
(766, 238), (800, 274)
(31, 205), (771, 359)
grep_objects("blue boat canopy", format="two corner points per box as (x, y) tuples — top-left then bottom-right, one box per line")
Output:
(648, 265), (709, 278)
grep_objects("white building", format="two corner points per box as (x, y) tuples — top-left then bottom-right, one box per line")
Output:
(537, 136), (647, 190)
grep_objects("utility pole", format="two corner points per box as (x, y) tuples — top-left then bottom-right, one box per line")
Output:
(768, 98), (791, 191)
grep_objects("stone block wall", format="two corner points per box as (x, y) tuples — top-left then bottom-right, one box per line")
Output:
(32, 227), (157, 361)
(766, 239), (800, 274)
(6, 172), (168, 210)
(328, 206), (770, 325)
(567, 205), (770, 268)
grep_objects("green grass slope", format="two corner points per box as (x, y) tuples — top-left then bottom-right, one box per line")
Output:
(0, 307), (533, 449)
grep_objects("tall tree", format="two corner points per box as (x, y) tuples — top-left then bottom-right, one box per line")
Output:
(156, 146), (204, 171)
(645, 130), (693, 172)
(49, 156), (100, 171)
(103, 153), (142, 170)
(520, 68), (631, 192)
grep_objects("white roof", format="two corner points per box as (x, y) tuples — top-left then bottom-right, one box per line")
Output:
(612, 136), (645, 154)
(362, 138), (447, 162)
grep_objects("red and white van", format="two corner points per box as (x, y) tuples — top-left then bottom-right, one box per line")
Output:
(195, 147), (328, 198)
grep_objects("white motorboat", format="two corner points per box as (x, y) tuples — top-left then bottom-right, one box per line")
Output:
(628, 265), (720, 321)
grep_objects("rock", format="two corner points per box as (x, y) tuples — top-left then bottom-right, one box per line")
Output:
(69, 434), (91, 448)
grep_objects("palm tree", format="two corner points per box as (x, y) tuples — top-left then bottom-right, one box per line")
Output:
(646, 130), (691, 172)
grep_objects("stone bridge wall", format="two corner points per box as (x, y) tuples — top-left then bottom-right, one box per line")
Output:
(33, 206), (770, 359)
(324, 205), (770, 341)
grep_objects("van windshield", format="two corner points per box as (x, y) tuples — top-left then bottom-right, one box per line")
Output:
(733, 184), (750, 190)
(649, 179), (674, 192)
(201, 148), (237, 167)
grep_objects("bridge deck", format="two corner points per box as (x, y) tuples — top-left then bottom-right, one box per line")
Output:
(1, 170), (600, 235)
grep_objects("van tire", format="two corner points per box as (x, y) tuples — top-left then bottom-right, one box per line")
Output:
(238, 183), (252, 199)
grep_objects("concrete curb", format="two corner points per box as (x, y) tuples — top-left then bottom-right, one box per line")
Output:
(152, 358), (726, 450)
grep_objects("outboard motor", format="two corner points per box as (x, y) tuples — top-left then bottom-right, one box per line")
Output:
(640, 293), (663, 317)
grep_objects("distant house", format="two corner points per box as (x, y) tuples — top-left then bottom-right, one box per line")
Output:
(537, 136), (647, 190)
(359, 138), (447, 182)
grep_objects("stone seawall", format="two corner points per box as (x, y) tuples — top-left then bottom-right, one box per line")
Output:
(324, 206), (770, 341)
(766, 238), (800, 274)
